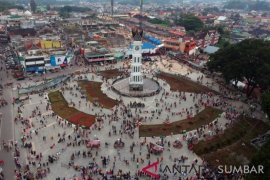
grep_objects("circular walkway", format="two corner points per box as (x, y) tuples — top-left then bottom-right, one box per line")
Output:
(112, 77), (161, 97)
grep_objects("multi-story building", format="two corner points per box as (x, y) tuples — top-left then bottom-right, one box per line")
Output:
(21, 55), (45, 72)
(0, 25), (9, 43)
(169, 27), (186, 38)
(196, 30), (220, 48)
(85, 53), (115, 63)
(164, 37), (197, 55)
(163, 38), (184, 51)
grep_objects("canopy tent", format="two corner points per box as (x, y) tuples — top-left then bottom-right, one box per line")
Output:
(144, 35), (162, 45)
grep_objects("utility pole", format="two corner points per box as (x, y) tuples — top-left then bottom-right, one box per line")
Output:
(102, 3), (106, 17)
(139, 0), (143, 28)
(111, 0), (114, 17)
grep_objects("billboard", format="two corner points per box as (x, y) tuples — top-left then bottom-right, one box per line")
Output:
(40, 40), (61, 49)
(50, 56), (67, 66)
(50, 55), (71, 66)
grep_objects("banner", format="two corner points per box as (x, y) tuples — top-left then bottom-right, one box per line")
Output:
(50, 56), (67, 66)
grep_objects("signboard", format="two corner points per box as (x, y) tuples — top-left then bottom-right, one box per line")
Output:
(50, 55), (68, 66)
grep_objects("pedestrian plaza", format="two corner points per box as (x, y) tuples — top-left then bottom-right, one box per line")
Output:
(10, 58), (265, 179)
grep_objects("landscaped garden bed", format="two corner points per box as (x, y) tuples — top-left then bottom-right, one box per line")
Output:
(193, 116), (270, 166)
(99, 69), (124, 79)
(139, 107), (222, 137)
(157, 72), (218, 94)
(48, 91), (96, 127)
(78, 80), (119, 109)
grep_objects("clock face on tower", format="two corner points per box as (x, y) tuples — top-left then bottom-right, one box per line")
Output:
(135, 46), (140, 51)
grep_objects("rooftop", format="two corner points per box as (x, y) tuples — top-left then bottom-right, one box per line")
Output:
(203, 46), (220, 54)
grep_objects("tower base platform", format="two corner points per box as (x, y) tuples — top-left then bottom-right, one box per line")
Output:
(111, 77), (161, 97)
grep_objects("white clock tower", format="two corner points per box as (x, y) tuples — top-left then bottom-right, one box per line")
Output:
(129, 27), (144, 91)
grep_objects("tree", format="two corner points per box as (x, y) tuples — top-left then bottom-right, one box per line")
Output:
(251, 1), (270, 11)
(216, 26), (231, 48)
(46, 4), (51, 11)
(246, 139), (270, 180)
(0, 1), (24, 12)
(207, 39), (270, 97)
(217, 26), (225, 35)
(217, 38), (230, 49)
(261, 92), (270, 119)
(261, 12), (268, 17)
(174, 14), (204, 32)
(224, 0), (246, 10)
(59, 6), (91, 13)
(202, 7), (220, 16)
(89, 13), (97, 19)
(148, 18), (170, 27)
(58, 6), (92, 19)
(59, 9), (70, 19)
(225, 0), (270, 11)
(230, 13), (241, 22)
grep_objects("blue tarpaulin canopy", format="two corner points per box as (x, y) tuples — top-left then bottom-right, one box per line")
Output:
(144, 35), (161, 45)
(129, 35), (161, 50)
(142, 42), (156, 49)
(130, 42), (156, 50)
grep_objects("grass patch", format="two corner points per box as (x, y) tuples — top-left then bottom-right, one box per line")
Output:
(193, 116), (270, 166)
(157, 72), (218, 94)
(48, 91), (95, 127)
(78, 80), (118, 109)
(139, 107), (222, 137)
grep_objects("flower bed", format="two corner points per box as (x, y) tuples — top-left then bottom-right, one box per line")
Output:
(139, 107), (222, 137)
(69, 112), (95, 127)
(157, 72), (218, 94)
(48, 91), (95, 127)
(78, 80), (118, 109)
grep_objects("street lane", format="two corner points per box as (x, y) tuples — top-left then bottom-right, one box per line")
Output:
(0, 88), (16, 180)
(0, 54), (16, 180)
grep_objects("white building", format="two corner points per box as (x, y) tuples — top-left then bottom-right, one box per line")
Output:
(21, 55), (46, 72)
(129, 28), (143, 91)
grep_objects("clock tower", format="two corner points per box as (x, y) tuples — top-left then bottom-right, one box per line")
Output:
(129, 27), (143, 91)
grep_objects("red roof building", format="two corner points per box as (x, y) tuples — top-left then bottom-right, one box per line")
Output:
(195, 30), (220, 48)
(164, 37), (197, 55)
(198, 15), (216, 22)
(169, 30), (186, 37)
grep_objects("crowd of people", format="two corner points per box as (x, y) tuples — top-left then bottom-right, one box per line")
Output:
(0, 98), (7, 108)
(0, 52), (263, 180)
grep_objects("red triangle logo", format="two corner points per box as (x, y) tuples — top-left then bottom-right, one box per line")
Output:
(141, 161), (160, 179)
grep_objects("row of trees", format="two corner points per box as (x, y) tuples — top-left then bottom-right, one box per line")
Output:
(246, 138), (270, 180)
(148, 18), (170, 27)
(174, 14), (204, 32)
(225, 0), (270, 11)
(208, 39), (270, 179)
(207, 39), (270, 119)
(119, 0), (174, 5)
(215, 26), (230, 48)
(58, 6), (92, 18)
(202, 7), (220, 16)
(0, 1), (24, 12)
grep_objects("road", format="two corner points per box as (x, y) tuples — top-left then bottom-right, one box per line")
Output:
(0, 53), (83, 179)
(15, 55), (83, 86)
(0, 53), (118, 179)
(0, 58), (16, 180)
(0, 56), (79, 179)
